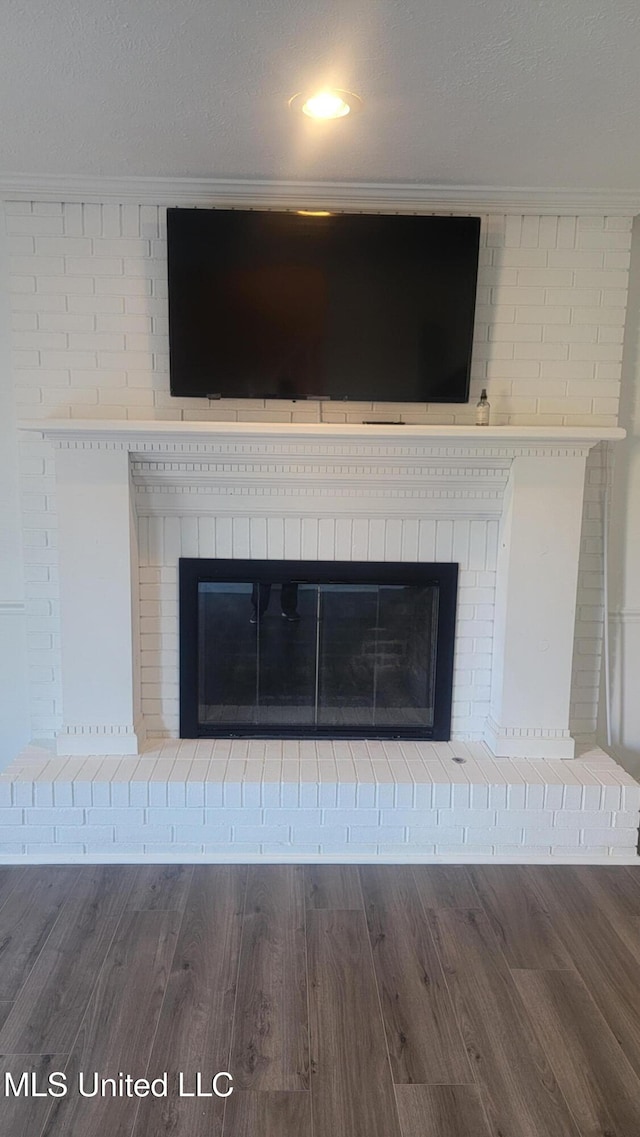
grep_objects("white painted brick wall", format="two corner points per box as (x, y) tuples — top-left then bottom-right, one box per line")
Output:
(137, 515), (498, 739)
(5, 202), (632, 742)
(7, 205), (630, 429)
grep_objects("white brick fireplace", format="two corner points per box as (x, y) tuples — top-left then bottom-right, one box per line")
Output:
(5, 417), (639, 865)
(24, 419), (622, 760)
(3, 201), (639, 863)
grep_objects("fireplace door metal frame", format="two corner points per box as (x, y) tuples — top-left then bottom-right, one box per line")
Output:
(179, 559), (458, 741)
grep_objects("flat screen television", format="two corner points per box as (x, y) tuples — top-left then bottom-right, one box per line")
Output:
(167, 208), (480, 403)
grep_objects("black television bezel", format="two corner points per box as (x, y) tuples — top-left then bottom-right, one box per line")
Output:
(167, 208), (481, 405)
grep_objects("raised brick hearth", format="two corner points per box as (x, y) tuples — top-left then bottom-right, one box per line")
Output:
(2, 739), (639, 863)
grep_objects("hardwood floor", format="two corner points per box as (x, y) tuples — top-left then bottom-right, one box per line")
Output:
(0, 867), (79, 1000)
(231, 866), (308, 1092)
(359, 865), (472, 1085)
(1, 864), (640, 1136)
(132, 865), (245, 1137)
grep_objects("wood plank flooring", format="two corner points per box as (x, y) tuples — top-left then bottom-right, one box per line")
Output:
(1, 864), (640, 1137)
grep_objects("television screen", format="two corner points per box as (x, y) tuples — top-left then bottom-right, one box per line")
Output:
(167, 208), (480, 403)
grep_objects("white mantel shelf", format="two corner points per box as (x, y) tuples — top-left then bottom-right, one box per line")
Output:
(21, 420), (626, 447)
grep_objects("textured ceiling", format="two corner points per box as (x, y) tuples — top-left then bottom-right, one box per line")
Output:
(2, 0), (640, 190)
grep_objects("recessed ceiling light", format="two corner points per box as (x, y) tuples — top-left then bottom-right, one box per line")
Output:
(296, 210), (332, 216)
(289, 89), (362, 120)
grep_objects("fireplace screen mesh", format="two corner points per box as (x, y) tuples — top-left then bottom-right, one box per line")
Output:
(197, 582), (437, 731)
(180, 560), (457, 740)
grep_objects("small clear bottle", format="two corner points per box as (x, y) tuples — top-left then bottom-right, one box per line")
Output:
(475, 388), (490, 426)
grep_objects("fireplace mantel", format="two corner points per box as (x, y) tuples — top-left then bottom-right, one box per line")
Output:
(21, 418), (625, 760)
(21, 419), (626, 449)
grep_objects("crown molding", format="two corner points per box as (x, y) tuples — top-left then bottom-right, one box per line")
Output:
(1, 174), (639, 215)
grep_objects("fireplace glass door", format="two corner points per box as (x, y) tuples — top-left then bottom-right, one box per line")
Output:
(180, 560), (457, 740)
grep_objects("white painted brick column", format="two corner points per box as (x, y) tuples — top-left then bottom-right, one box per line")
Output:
(486, 452), (589, 758)
(54, 442), (143, 755)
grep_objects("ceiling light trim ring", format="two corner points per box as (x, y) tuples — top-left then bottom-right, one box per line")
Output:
(289, 89), (363, 120)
